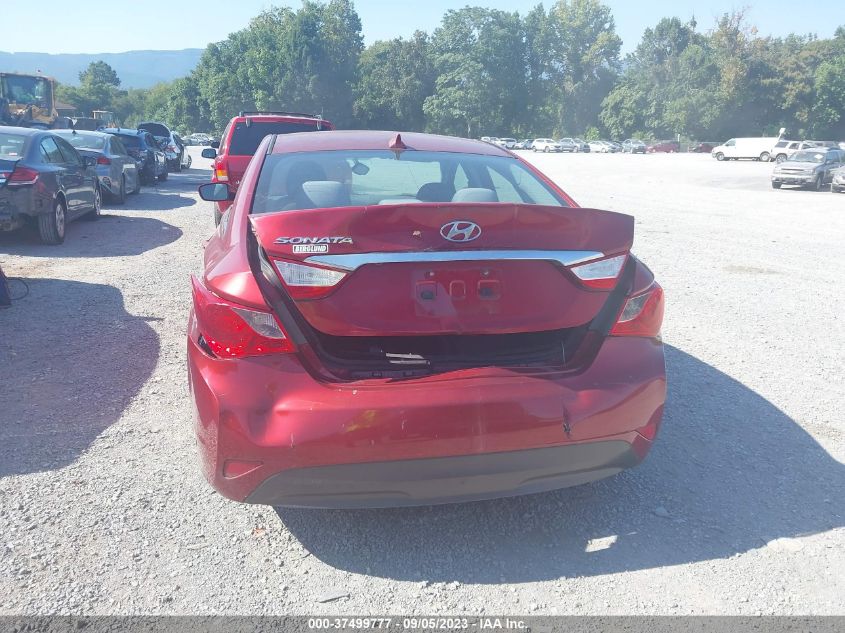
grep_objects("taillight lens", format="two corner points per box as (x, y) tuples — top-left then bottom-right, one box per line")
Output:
(570, 254), (627, 289)
(190, 276), (294, 358)
(7, 166), (39, 186)
(274, 260), (347, 300)
(214, 161), (229, 182)
(97, 156), (111, 165)
(611, 283), (664, 337)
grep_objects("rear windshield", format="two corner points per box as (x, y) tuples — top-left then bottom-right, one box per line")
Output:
(251, 150), (568, 214)
(116, 134), (141, 149)
(229, 121), (323, 155)
(138, 123), (169, 138)
(0, 132), (27, 158)
(54, 132), (106, 150)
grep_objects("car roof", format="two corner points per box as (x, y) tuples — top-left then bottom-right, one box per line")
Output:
(268, 130), (513, 157)
(55, 129), (111, 138)
(0, 125), (45, 137)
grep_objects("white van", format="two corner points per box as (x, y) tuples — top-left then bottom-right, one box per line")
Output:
(711, 137), (782, 162)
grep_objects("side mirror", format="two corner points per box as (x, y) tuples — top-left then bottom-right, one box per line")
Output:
(201, 148), (217, 159)
(198, 182), (232, 201)
(210, 140), (220, 149)
(83, 155), (97, 168)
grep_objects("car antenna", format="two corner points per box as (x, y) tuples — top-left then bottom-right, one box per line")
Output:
(389, 133), (407, 158)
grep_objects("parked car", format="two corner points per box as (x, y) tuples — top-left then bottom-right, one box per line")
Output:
(688, 141), (715, 153)
(589, 140), (617, 153)
(805, 140), (837, 149)
(769, 140), (816, 163)
(138, 121), (183, 171)
(54, 129), (140, 203)
(608, 141), (623, 152)
(532, 138), (562, 152)
(572, 138), (590, 152)
(710, 137), (780, 161)
(771, 148), (844, 191)
(516, 139), (534, 149)
(174, 134), (192, 169)
(101, 128), (168, 185)
(191, 130), (666, 507)
(202, 111), (333, 225)
(557, 138), (579, 152)
(186, 133), (213, 146)
(0, 126), (101, 243)
(498, 138), (518, 149)
(622, 139), (646, 153)
(647, 140), (681, 153)
(831, 165), (845, 193)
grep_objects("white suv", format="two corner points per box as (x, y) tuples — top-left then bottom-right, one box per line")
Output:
(532, 138), (562, 152)
(770, 140), (816, 163)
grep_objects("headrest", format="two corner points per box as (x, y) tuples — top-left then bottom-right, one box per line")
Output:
(451, 188), (498, 203)
(302, 181), (349, 208)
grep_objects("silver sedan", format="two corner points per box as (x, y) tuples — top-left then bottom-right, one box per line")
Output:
(53, 130), (140, 204)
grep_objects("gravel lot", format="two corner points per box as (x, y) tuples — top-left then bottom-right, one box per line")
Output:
(1, 146), (843, 616)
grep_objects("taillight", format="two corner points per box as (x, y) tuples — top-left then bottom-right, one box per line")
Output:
(7, 166), (39, 186)
(570, 254), (627, 289)
(214, 160), (229, 182)
(274, 260), (347, 300)
(610, 283), (664, 338)
(190, 276), (294, 358)
(97, 156), (111, 165)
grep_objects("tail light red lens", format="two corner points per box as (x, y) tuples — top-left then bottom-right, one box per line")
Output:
(214, 161), (229, 182)
(611, 283), (664, 337)
(97, 156), (111, 165)
(190, 276), (294, 358)
(570, 254), (627, 290)
(273, 260), (347, 300)
(7, 166), (39, 186)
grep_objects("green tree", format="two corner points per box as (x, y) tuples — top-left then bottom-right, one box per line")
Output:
(812, 54), (845, 138)
(354, 32), (434, 130)
(424, 7), (527, 137)
(545, 0), (621, 134)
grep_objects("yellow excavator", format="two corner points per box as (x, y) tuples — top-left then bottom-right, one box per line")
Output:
(0, 71), (71, 129)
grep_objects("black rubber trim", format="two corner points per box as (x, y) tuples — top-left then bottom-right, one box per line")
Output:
(246, 440), (641, 508)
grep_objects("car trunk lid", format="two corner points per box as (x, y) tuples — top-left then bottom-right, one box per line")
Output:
(250, 203), (633, 337)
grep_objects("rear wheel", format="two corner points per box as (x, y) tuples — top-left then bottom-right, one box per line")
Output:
(776, 154), (787, 163)
(759, 151), (771, 162)
(158, 169), (168, 182)
(544, 146), (549, 153)
(715, 152), (724, 161)
(771, 181), (781, 189)
(185, 154), (192, 169)
(38, 198), (67, 244)
(84, 186), (102, 220)
(131, 172), (141, 194)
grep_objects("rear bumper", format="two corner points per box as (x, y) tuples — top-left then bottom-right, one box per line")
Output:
(0, 189), (38, 231)
(247, 439), (646, 508)
(188, 335), (666, 507)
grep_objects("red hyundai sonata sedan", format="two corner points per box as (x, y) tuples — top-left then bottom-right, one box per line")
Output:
(188, 130), (666, 508)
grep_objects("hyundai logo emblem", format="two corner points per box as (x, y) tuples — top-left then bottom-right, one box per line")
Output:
(440, 220), (482, 243)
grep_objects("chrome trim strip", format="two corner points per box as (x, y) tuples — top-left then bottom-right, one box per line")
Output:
(304, 250), (604, 272)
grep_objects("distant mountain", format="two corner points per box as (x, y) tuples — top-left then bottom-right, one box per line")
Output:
(0, 49), (204, 89)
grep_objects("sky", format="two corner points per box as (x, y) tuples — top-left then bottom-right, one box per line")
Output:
(1, 0), (841, 55)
